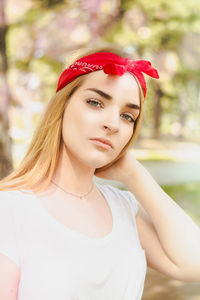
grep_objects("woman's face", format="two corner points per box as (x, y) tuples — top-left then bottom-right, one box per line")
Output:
(61, 70), (140, 169)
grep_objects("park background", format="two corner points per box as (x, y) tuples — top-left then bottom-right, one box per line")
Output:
(0, 0), (200, 299)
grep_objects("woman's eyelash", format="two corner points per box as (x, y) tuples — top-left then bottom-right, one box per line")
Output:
(86, 99), (136, 123)
(86, 99), (102, 108)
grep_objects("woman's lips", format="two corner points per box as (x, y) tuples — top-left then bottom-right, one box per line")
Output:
(89, 139), (112, 150)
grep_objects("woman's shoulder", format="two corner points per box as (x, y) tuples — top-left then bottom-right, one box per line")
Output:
(96, 182), (138, 215)
(96, 182), (136, 198)
(0, 190), (18, 203)
(0, 190), (20, 216)
(0, 189), (29, 198)
(0, 189), (34, 209)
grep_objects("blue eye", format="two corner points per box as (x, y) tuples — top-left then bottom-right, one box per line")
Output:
(86, 99), (136, 123)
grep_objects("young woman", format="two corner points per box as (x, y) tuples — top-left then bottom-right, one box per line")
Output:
(0, 46), (200, 300)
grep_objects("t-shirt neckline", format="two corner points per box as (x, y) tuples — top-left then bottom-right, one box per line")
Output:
(30, 182), (117, 246)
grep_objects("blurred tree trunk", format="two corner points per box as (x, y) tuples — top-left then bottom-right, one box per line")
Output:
(152, 82), (163, 139)
(82, 0), (128, 44)
(0, 0), (13, 180)
(177, 87), (190, 140)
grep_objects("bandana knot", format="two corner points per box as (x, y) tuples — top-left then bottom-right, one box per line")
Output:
(103, 62), (126, 76)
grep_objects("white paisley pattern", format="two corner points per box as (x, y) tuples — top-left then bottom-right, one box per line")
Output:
(69, 61), (103, 72)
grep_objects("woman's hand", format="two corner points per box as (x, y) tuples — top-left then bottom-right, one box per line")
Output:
(94, 150), (141, 184)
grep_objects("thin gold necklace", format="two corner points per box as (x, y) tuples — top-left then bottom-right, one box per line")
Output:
(50, 180), (94, 200)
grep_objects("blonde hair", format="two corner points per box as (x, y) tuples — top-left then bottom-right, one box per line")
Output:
(0, 45), (144, 194)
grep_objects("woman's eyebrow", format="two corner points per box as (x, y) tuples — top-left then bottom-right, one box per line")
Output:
(84, 88), (140, 110)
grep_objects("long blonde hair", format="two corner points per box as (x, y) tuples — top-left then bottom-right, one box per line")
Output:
(0, 45), (144, 194)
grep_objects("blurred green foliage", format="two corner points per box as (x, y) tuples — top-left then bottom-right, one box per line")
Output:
(163, 182), (200, 225)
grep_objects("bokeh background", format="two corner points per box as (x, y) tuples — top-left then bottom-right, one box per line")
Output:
(0, 0), (200, 299)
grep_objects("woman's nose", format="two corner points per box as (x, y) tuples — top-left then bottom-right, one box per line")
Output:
(103, 115), (120, 133)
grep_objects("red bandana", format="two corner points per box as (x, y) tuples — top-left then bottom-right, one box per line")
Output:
(56, 52), (159, 98)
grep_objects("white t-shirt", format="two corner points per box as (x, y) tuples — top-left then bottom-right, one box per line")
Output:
(0, 183), (147, 300)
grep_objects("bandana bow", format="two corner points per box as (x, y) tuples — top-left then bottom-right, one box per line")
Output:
(56, 52), (159, 99)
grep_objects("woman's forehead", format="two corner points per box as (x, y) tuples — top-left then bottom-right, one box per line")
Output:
(80, 70), (140, 98)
